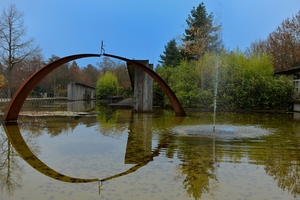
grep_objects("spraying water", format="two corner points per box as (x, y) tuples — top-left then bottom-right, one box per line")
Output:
(213, 61), (219, 132)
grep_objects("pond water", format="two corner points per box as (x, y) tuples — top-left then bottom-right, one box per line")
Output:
(1, 104), (300, 200)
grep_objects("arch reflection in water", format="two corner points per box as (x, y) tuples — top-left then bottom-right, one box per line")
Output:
(2, 122), (99, 183)
(92, 111), (185, 182)
(1, 117), (180, 185)
(2, 110), (300, 199)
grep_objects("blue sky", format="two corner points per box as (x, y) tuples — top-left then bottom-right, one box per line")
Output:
(0, 0), (299, 67)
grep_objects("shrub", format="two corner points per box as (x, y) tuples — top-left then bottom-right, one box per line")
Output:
(96, 72), (119, 99)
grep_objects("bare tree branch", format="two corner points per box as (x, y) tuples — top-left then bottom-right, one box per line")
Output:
(0, 4), (40, 96)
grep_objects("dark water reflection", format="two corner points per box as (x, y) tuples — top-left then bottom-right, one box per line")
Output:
(0, 108), (300, 199)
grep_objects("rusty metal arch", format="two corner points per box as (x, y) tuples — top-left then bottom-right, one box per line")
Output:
(3, 54), (101, 121)
(2, 53), (185, 122)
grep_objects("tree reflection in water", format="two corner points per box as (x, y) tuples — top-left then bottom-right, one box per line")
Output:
(265, 158), (300, 198)
(0, 131), (23, 197)
(173, 137), (218, 199)
(244, 124), (300, 198)
(0, 123), (42, 197)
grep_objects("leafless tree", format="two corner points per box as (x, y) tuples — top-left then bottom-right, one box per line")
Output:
(0, 4), (40, 97)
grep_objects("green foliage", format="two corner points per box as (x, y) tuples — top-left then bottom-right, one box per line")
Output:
(155, 3), (295, 111)
(155, 48), (294, 111)
(231, 75), (293, 110)
(154, 59), (214, 108)
(170, 60), (201, 107)
(217, 49), (293, 111)
(159, 39), (182, 67)
(153, 65), (173, 107)
(97, 57), (132, 97)
(195, 52), (219, 90)
(118, 87), (132, 98)
(96, 71), (119, 99)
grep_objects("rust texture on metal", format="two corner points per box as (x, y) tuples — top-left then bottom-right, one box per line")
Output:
(103, 53), (186, 116)
(2, 54), (100, 121)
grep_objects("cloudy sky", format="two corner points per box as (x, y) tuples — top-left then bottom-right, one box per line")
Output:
(0, 0), (299, 67)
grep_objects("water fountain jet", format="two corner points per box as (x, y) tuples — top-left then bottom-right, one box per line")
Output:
(213, 60), (219, 132)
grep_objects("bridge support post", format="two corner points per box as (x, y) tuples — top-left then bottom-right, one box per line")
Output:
(134, 60), (153, 112)
(105, 53), (186, 116)
(128, 60), (153, 112)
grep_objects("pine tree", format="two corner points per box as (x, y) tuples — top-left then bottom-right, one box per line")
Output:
(181, 2), (222, 60)
(159, 39), (182, 67)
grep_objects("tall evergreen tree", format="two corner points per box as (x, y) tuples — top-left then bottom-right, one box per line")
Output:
(181, 2), (222, 60)
(159, 39), (182, 67)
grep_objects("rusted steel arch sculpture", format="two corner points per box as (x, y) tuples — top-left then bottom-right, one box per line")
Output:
(103, 53), (186, 116)
(2, 53), (185, 122)
(2, 54), (100, 121)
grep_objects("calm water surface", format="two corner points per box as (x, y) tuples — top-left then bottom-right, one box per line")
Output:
(1, 107), (300, 200)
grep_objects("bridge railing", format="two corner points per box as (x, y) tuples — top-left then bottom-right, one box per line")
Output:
(0, 91), (67, 101)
